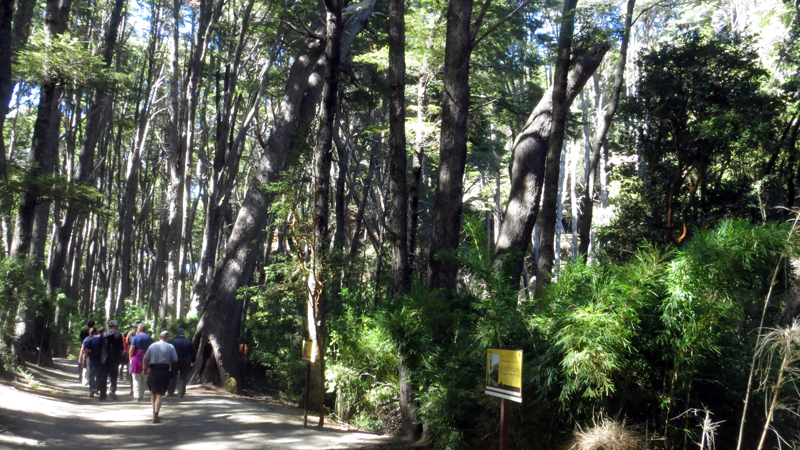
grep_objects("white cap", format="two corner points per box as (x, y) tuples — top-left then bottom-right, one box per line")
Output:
(108, 320), (118, 326)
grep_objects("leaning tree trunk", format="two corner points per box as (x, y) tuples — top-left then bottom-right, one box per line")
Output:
(577, 0), (634, 256)
(192, 0), (376, 388)
(426, 0), (473, 293)
(494, 43), (609, 284)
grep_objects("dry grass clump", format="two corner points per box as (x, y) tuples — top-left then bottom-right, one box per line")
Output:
(568, 418), (647, 450)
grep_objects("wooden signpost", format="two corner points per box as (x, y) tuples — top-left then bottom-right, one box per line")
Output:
(302, 340), (315, 428)
(485, 348), (523, 450)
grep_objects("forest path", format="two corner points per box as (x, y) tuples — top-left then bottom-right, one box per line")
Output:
(0, 358), (400, 450)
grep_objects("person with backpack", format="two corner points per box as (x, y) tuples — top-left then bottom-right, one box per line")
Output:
(98, 320), (125, 400)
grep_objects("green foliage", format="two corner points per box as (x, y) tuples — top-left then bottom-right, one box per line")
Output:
(360, 219), (798, 449)
(328, 303), (398, 428)
(0, 171), (107, 218)
(15, 32), (115, 86)
(239, 254), (308, 399)
(0, 258), (50, 371)
(606, 32), (783, 253)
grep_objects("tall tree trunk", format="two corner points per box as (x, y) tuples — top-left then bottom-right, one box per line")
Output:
(117, 3), (162, 311)
(192, 0), (374, 388)
(0, 0), (12, 182)
(308, 0), (342, 427)
(11, 0), (73, 363)
(494, 43), (609, 284)
(387, 0), (410, 300)
(164, 0), (185, 320)
(534, 0), (578, 290)
(176, 0), (218, 318)
(408, 71), (429, 272)
(427, 0), (473, 293)
(48, 0), (125, 297)
(569, 143), (578, 259)
(387, 0), (418, 437)
(0, 0), (36, 182)
(577, 0), (634, 256)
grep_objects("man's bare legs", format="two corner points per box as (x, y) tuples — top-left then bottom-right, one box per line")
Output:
(151, 394), (163, 423)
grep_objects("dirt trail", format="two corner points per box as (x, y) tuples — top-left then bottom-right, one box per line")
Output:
(0, 359), (401, 450)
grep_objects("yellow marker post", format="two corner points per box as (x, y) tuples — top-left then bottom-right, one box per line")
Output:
(302, 340), (315, 428)
(486, 348), (523, 450)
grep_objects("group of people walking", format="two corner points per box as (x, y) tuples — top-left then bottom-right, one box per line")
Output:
(78, 320), (196, 423)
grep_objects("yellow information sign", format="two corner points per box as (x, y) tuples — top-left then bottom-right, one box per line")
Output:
(302, 340), (315, 361)
(485, 348), (523, 403)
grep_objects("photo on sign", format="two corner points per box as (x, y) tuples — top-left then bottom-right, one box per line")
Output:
(488, 353), (500, 387)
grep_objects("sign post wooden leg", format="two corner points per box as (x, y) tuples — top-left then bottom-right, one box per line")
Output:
(499, 398), (510, 450)
(303, 360), (311, 428)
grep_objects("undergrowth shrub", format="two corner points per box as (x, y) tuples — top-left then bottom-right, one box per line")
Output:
(389, 219), (797, 449)
(238, 218), (797, 449)
(0, 257), (49, 371)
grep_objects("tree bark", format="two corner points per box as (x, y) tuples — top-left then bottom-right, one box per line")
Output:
(164, 0), (185, 320)
(388, 0), (410, 301)
(387, 0), (418, 438)
(494, 43), (609, 284)
(427, 0), (473, 293)
(577, 0), (634, 256)
(534, 0), (578, 290)
(309, 0), (342, 427)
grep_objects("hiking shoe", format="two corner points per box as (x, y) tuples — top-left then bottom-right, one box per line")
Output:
(98, 396), (107, 402)
(153, 414), (160, 424)
(89, 391), (95, 398)
(109, 393), (118, 400)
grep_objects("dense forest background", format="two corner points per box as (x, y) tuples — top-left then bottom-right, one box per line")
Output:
(1, 0), (800, 447)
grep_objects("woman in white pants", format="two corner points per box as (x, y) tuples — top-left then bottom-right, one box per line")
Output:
(128, 323), (154, 401)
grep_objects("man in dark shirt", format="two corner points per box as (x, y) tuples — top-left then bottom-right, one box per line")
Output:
(98, 320), (125, 401)
(168, 328), (195, 398)
(77, 320), (95, 382)
(84, 327), (106, 398)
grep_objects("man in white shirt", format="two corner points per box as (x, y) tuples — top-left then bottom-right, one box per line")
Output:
(143, 330), (178, 423)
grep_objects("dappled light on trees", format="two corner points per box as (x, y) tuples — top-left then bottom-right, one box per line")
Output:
(0, 0), (800, 448)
